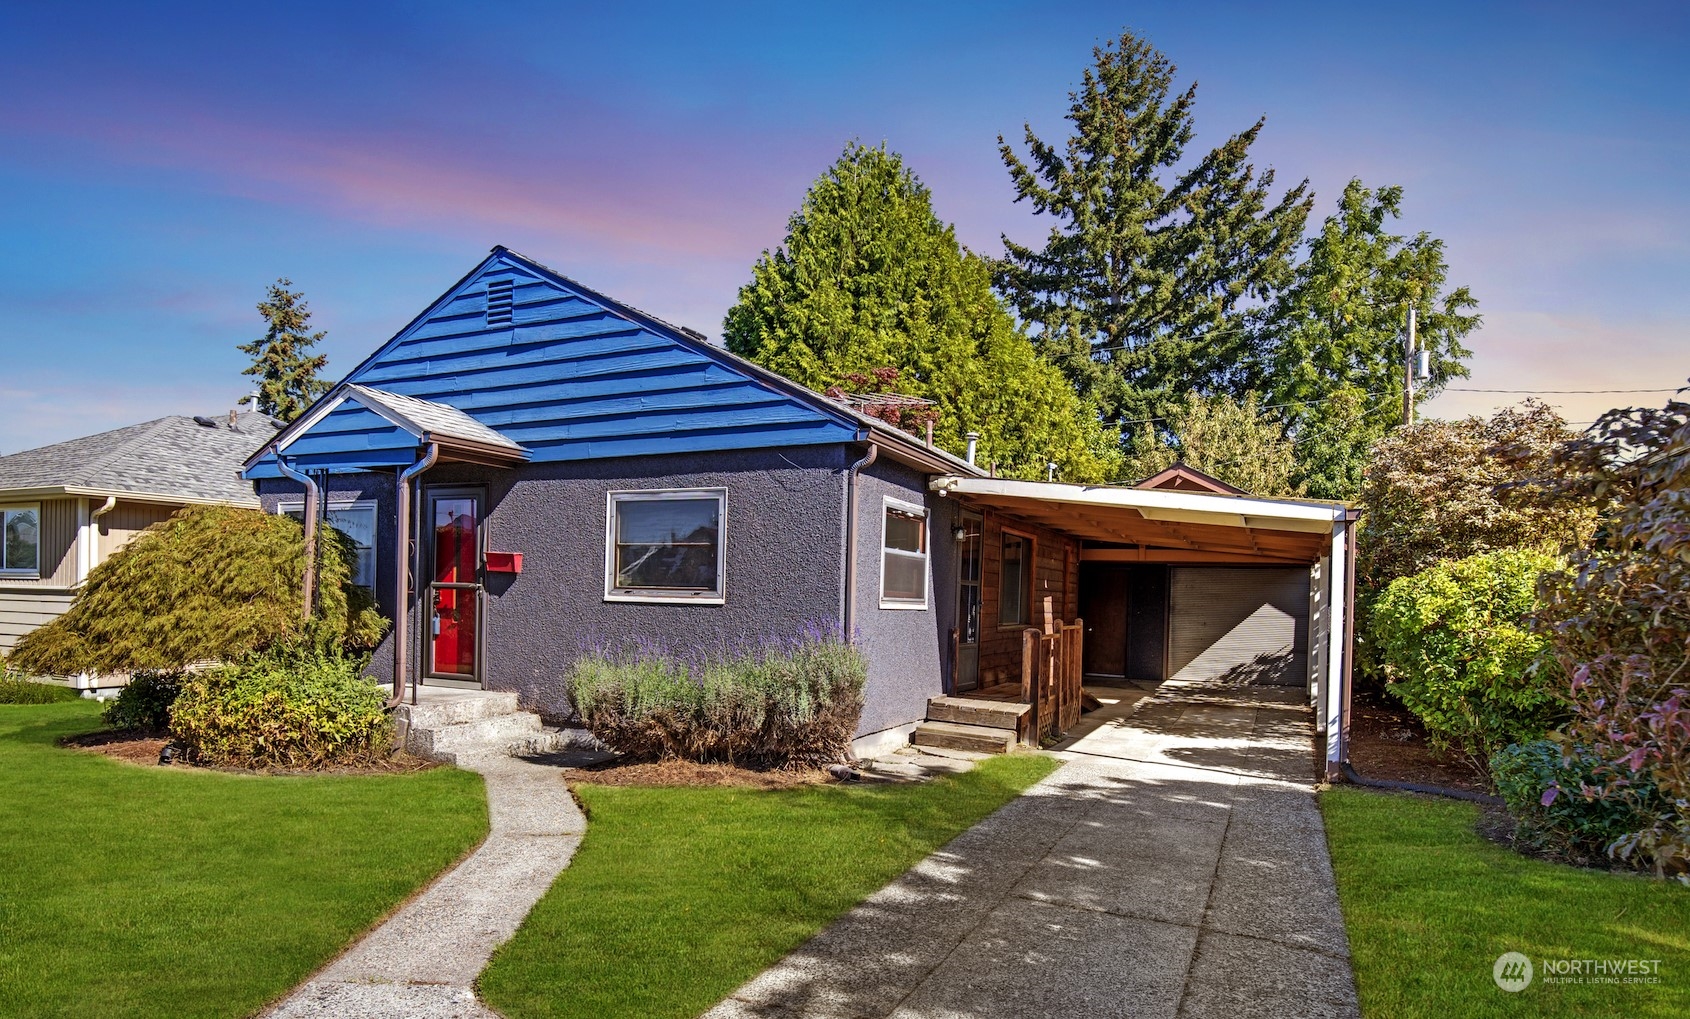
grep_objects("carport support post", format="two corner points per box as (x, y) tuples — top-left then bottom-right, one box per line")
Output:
(1323, 515), (1350, 781)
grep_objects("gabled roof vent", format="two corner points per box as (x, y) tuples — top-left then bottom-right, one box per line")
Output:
(486, 279), (514, 327)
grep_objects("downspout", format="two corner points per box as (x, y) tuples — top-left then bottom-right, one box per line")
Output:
(274, 457), (320, 623)
(1341, 510), (1359, 768)
(85, 496), (116, 578)
(841, 442), (879, 643)
(388, 443), (439, 709)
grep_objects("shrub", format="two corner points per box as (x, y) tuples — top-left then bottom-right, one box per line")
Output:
(570, 631), (867, 768)
(1534, 387), (1690, 879)
(0, 670), (80, 704)
(1371, 548), (1564, 769)
(8, 506), (386, 677)
(1491, 740), (1663, 863)
(170, 646), (391, 768)
(100, 671), (183, 731)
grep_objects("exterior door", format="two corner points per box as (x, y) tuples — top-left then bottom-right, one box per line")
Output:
(427, 489), (482, 683)
(955, 513), (982, 691)
(1080, 565), (1128, 677)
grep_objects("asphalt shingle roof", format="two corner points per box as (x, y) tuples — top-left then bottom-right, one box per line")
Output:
(344, 384), (524, 452)
(0, 412), (279, 506)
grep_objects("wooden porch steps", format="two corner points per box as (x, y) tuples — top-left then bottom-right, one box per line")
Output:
(910, 720), (1017, 755)
(910, 695), (1033, 754)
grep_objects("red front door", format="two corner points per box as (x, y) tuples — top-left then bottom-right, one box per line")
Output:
(428, 491), (481, 680)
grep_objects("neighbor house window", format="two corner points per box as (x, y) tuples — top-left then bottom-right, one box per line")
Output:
(999, 532), (1033, 625)
(880, 498), (928, 609)
(282, 501), (377, 591)
(1, 505), (39, 575)
(605, 489), (726, 603)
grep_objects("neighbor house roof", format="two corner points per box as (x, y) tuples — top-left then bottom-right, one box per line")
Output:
(0, 412), (279, 506)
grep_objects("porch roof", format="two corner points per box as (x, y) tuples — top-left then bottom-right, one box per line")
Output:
(930, 476), (1353, 565)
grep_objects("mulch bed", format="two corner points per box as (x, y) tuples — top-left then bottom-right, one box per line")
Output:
(1345, 689), (1490, 795)
(59, 731), (438, 775)
(571, 758), (834, 789)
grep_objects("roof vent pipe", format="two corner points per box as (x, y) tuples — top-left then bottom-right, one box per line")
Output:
(965, 432), (980, 465)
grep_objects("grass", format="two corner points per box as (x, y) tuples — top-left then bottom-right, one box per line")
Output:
(0, 701), (488, 1018)
(1322, 786), (1690, 1018)
(0, 674), (81, 704)
(479, 753), (1059, 1019)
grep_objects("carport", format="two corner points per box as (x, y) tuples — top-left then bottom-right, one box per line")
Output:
(929, 472), (1359, 779)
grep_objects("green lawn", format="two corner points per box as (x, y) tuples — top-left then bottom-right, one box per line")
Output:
(0, 701), (488, 1019)
(479, 753), (1059, 1019)
(1322, 786), (1690, 1018)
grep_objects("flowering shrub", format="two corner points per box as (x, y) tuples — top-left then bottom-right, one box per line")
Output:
(568, 629), (867, 768)
(1534, 388), (1690, 879)
(1371, 548), (1565, 770)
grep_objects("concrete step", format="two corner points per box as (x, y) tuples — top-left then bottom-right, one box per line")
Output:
(405, 711), (543, 763)
(910, 720), (1016, 755)
(926, 696), (1030, 733)
(394, 690), (522, 731)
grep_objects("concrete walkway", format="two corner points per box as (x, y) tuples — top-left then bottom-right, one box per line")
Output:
(267, 753), (586, 1019)
(705, 680), (1359, 1019)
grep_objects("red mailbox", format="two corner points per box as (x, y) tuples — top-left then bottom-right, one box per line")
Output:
(485, 551), (523, 574)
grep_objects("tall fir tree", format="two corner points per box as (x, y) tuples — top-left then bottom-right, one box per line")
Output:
(995, 30), (1312, 429)
(239, 278), (330, 423)
(1255, 179), (1479, 499)
(724, 143), (1122, 483)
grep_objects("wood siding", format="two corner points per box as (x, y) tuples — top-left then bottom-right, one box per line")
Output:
(974, 508), (1079, 689)
(249, 250), (859, 478)
(0, 589), (75, 653)
(97, 501), (178, 565)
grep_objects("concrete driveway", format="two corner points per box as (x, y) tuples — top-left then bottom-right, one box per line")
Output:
(704, 679), (1360, 1019)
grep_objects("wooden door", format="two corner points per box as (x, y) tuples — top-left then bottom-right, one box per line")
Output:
(1080, 564), (1128, 677)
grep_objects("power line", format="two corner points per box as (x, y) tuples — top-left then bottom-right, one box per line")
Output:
(1444, 387), (1682, 395)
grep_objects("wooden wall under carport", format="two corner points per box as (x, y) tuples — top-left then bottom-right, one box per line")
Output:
(973, 507), (1080, 689)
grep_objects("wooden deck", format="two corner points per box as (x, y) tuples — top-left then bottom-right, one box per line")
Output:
(961, 681), (1026, 703)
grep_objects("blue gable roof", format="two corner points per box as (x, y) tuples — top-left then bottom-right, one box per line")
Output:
(246, 249), (863, 478)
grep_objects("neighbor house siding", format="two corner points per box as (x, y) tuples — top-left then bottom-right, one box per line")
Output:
(1, 497), (80, 588)
(975, 508), (1079, 690)
(0, 590), (76, 654)
(851, 457), (956, 738)
(95, 500), (179, 567)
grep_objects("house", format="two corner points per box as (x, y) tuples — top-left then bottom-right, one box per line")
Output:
(243, 248), (1358, 773)
(0, 411), (281, 658)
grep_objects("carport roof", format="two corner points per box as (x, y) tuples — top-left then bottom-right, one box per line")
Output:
(929, 476), (1355, 564)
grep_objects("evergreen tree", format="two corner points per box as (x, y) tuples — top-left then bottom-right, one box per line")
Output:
(1120, 391), (1304, 497)
(239, 278), (330, 422)
(996, 30), (1312, 429)
(1256, 179), (1479, 499)
(725, 143), (1121, 483)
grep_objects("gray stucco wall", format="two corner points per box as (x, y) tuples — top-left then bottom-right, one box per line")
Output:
(851, 457), (955, 737)
(256, 443), (954, 737)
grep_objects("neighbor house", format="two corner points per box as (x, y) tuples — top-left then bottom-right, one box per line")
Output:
(243, 248), (1358, 772)
(0, 411), (281, 659)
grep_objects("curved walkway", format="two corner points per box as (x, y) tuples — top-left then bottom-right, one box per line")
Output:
(266, 753), (586, 1019)
(706, 680), (1360, 1019)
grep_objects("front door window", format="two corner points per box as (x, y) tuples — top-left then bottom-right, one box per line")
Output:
(428, 492), (480, 679)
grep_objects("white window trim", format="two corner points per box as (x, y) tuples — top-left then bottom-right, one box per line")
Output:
(603, 488), (728, 605)
(0, 502), (42, 577)
(878, 496), (930, 611)
(277, 499), (378, 589)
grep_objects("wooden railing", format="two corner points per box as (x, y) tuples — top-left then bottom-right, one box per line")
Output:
(1021, 618), (1084, 742)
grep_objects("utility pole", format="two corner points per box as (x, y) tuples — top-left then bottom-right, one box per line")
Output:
(1402, 306), (1418, 427)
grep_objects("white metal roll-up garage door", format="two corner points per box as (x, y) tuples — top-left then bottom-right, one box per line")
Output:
(1168, 567), (1309, 686)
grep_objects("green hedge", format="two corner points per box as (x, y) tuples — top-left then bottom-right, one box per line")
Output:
(170, 647), (391, 768)
(1491, 739), (1663, 863)
(1371, 548), (1564, 768)
(101, 672), (183, 731)
(570, 632), (866, 768)
(0, 671), (80, 704)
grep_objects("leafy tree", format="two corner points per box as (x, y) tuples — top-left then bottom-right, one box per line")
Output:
(1255, 180), (1480, 499)
(724, 142), (1121, 483)
(1356, 400), (1593, 602)
(239, 278), (330, 423)
(1120, 391), (1304, 497)
(1534, 386), (1690, 877)
(7, 506), (383, 676)
(995, 30), (1311, 429)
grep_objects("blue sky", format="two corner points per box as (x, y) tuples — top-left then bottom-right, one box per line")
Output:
(2, 1), (1686, 450)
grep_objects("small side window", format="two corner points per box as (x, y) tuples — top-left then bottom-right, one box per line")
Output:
(1, 505), (40, 575)
(999, 532), (1032, 626)
(880, 499), (928, 609)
